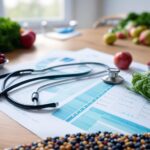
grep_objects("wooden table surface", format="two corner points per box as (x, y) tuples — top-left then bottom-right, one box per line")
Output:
(1, 27), (150, 149)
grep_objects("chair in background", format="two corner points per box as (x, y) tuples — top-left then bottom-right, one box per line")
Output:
(93, 14), (126, 28)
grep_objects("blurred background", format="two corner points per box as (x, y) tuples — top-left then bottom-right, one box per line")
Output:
(0, 0), (150, 29)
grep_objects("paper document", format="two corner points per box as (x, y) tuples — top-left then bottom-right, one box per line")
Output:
(0, 48), (150, 139)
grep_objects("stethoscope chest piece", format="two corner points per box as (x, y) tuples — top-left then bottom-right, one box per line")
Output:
(103, 68), (124, 85)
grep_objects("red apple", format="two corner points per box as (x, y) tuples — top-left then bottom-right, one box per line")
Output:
(114, 52), (133, 70)
(139, 30), (150, 46)
(116, 32), (127, 39)
(20, 31), (36, 49)
(29, 30), (36, 42)
(147, 61), (150, 70)
(0, 57), (5, 64)
(147, 61), (150, 66)
(0, 53), (6, 59)
(0, 53), (6, 64)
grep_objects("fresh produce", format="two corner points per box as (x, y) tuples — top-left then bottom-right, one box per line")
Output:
(129, 71), (150, 101)
(147, 61), (150, 70)
(0, 53), (6, 64)
(114, 51), (132, 70)
(105, 12), (150, 47)
(130, 26), (147, 38)
(125, 21), (136, 31)
(103, 33), (117, 45)
(0, 18), (21, 52)
(132, 37), (139, 44)
(139, 30), (150, 46)
(20, 30), (36, 48)
(116, 31), (127, 39)
(113, 12), (150, 32)
(0, 17), (36, 52)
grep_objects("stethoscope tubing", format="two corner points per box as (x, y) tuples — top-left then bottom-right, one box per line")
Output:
(0, 62), (108, 79)
(2, 70), (107, 110)
(0, 72), (92, 110)
(1, 70), (92, 95)
(0, 62), (109, 110)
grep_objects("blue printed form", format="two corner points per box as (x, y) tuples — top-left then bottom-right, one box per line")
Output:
(1, 48), (150, 138)
(52, 81), (150, 134)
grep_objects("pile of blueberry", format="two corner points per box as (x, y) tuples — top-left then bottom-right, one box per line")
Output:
(8, 132), (150, 150)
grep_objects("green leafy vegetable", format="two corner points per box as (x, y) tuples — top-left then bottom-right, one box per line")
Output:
(130, 71), (150, 100)
(0, 18), (21, 52)
(113, 12), (150, 32)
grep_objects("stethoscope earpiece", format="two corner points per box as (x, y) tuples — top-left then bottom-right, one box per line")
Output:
(103, 68), (124, 85)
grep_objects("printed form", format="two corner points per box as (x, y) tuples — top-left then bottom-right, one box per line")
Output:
(0, 48), (150, 138)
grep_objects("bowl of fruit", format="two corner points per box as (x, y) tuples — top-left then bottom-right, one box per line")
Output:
(0, 53), (9, 68)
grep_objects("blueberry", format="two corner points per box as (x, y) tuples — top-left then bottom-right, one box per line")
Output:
(79, 145), (84, 150)
(134, 142), (141, 148)
(146, 144), (150, 149)
(94, 145), (99, 150)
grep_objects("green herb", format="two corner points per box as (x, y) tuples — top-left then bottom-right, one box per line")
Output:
(0, 18), (21, 52)
(129, 71), (150, 100)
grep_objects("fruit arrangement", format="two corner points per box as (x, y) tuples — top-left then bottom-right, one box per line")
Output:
(0, 18), (36, 53)
(103, 12), (150, 46)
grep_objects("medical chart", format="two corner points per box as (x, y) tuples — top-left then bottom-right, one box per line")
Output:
(0, 48), (150, 139)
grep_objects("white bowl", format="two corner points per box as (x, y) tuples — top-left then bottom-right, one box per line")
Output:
(0, 59), (9, 68)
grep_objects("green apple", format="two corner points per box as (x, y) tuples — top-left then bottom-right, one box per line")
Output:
(103, 33), (117, 45)
(132, 37), (139, 44)
(130, 26), (147, 38)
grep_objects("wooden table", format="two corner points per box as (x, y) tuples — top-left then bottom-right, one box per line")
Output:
(1, 27), (150, 149)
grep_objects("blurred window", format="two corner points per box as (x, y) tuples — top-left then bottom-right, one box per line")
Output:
(3, 0), (65, 20)
(0, 0), (72, 28)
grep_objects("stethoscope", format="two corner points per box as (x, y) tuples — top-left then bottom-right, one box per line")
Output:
(0, 62), (124, 110)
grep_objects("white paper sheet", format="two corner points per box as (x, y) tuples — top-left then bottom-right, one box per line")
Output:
(0, 48), (150, 139)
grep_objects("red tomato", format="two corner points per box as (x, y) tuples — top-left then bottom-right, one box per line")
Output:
(114, 52), (132, 70)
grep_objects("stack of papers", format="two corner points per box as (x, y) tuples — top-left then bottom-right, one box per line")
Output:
(0, 48), (149, 138)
